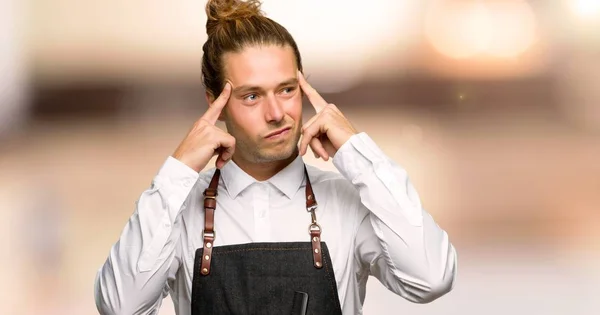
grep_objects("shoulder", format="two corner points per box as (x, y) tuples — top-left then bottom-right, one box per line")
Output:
(194, 167), (225, 194)
(305, 164), (343, 183)
(304, 164), (356, 195)
(304, 163), (364, 221)
(198, 167), (219, 184)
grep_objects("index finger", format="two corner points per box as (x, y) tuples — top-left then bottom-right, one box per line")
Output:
(202, 82), (232, 124)
(298, 71), (327, 113)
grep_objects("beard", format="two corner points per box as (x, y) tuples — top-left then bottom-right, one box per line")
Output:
(226, 120), (302, 164)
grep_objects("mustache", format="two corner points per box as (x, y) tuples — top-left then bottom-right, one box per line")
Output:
(265, 121), (293, 132)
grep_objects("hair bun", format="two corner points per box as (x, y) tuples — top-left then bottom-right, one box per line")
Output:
(206, 0), (263, 35)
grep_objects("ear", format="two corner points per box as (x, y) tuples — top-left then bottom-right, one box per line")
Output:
(205, 91), (226, 121)
(205, 91), (215, 104)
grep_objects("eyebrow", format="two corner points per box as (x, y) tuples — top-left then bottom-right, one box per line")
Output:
(232, 78), (299, 94)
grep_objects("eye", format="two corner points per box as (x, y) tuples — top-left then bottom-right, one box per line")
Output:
(244, 93), (258, 102)
(281, 86), (296, 94)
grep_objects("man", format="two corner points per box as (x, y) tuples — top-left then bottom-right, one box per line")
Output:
(95, 0), (457, 314)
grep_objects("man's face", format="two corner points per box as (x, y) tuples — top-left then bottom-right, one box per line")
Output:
(220, 45), (303, 164)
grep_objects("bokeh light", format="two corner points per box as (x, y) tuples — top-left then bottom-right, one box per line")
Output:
(485, 0), (536, 58)
(425, 0), (536, 59)
(262, 0), (416, 93)
(569, 0), (600, 19)
(425, 0), (492, 59)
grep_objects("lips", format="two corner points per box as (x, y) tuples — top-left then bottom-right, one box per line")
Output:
(265, 127), (291, 138)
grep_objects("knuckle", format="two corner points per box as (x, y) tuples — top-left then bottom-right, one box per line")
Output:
(201, 124), (215, 136)
(196, 118), (210, 128)
(193, 125), (206, 137)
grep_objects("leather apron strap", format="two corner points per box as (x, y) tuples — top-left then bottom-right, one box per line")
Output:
(200, 165), (323, 275)
(199, 168), (220, 275)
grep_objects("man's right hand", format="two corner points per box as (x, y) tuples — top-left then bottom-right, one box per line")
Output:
(172, 83), (235, 172)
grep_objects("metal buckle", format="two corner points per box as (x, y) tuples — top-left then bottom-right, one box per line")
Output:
(203, 230), (215, 239)
(306, 205), (317, 212)
(308, 223), (321, 234)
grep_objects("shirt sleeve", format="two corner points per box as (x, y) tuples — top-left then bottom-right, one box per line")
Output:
(94, 156), (199, 314)
(332, 132), (457, 304)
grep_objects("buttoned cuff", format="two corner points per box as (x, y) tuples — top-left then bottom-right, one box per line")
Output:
(155, 156), (200, 188)
(150, 157), (200, 218)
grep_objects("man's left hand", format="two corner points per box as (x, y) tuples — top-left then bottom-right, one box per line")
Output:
(298, 71), (358, 161)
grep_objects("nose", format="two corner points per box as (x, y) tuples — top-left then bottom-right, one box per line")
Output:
(264, 95), (284, 123)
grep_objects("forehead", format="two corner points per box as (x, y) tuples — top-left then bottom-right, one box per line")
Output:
(223, 45), (297, 87)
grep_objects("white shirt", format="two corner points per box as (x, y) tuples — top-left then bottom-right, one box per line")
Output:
(94, 132), (457, 315)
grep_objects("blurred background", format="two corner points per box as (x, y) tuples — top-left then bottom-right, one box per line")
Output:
(1, 0), (599, 314)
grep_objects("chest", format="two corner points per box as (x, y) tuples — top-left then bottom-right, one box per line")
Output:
(181, 183), (355, 275)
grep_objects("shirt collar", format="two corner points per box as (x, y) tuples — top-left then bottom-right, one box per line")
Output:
(220, 155), (306, 200)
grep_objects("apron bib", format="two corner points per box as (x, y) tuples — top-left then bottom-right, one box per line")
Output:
(191, 166), (343, 315)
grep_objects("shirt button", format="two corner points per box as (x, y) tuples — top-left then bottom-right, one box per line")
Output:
(184, 179), (193, 187)
(164, 222), (171, 228)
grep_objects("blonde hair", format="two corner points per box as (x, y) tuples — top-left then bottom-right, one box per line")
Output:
(202, 0), (303, 98)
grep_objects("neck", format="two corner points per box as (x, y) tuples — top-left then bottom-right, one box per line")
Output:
(232, 150), (299, 182)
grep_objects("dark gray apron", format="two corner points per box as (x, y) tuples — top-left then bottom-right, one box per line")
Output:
(191, 166), (343, 315)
